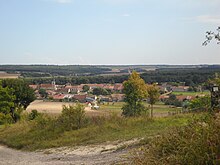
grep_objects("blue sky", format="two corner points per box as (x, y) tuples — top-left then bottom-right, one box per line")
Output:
(0, 0), (219, 65)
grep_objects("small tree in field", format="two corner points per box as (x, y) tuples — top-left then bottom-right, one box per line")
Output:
(147, 84), (160, 118)
(59, 103), (86, 130)
(122, 71), (148, 117)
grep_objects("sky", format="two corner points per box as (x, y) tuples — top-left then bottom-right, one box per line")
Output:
(0, 0), (220, 65)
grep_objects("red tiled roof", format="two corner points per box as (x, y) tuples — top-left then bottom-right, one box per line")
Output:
(53, 94), (65, 100)
(29, 85), (38, 89)
(40, 84), (54, 88)
(73, 94), (87, 101)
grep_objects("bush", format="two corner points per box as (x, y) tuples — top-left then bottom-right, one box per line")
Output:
(189, 96), (211, 112)
(127, 114), (220, 165)
(28, 110), (40, 120)
(58, 103), (86, 130)
(0, 113), (13, 125)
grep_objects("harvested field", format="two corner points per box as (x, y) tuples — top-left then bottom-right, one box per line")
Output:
(0, 71), (19, 79)
(27, 100), (107, 116)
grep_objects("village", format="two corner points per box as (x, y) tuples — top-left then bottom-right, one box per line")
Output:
(28, 80), (208, 112)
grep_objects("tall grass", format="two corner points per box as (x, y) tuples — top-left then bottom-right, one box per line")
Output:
(0, 112), (192, 151)
(127, 113), (220, 165)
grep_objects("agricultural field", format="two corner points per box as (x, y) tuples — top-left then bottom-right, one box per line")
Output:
(27, 100), (104, 116)
(27, 100), (180, 117)
(0, 71), (19, 79)
(172, 91), (210, 96)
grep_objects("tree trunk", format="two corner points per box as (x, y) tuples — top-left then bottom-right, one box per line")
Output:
(151, 104), (153, 118)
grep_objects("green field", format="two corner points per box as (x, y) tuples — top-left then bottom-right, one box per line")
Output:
(172, 91), (210, 96)
(99, 102), (180, 117)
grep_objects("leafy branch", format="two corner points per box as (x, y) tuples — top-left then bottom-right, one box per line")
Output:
(203, 27), (220, 46)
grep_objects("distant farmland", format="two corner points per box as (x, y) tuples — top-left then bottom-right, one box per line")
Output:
(0, 71), (19, 79)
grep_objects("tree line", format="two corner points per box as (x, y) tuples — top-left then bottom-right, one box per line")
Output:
(26, 67), (220, 87)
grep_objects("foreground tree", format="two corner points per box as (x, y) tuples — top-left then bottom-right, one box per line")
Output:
(1, 79), (35, 109)
(122, 71), (148, 117)
(147, 84), (160, 118)
(0, 86), (15, 124)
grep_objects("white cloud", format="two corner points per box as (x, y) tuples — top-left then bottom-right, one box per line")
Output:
(182, 15), (220, 25)
(42, 0), (72, 4)
(196, 15), (220, 24)
(56, 0), (72, 4)
(122, 13), (131, 17)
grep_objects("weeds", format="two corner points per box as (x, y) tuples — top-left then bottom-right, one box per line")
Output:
(127, 113), (220, 165)
(0, 111), (191, 151)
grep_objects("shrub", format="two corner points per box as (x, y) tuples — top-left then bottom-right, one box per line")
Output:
(28, 110), (40, 120)
(189, 96), (211, 112)
(58, 103), (86, 130)
(0, 113), (13, 125)
(127, 114), (220, 165)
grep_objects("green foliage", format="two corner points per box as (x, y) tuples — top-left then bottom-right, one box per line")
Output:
(38, 88), (48, 98)
(164, 94), (182, 107)
(0, 86), (15, 124)
(92, 87), (110, 96)
(122, 71), (148, 117)
(128, 114), (220, 165)
(1, 79), (35, 109)
(189, 96), (211, 112)
(0, 113), (13, 125)
(147, 84), (160, 118)
(0, 114), (191, 151)
(82, 85), (90, 92)
(58, 104), (86, 130)
(203, 27), (220, 46)
(28, 110), (40, 120)
(0, 86), (15, 114)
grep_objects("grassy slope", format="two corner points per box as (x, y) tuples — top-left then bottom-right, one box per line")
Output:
(0, 114), (193, 151)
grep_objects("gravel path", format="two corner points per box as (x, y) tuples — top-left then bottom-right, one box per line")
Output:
(0, 143), (131, 165)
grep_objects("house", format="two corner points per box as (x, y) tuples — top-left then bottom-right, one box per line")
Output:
(86, 97), (96, 103)
(99, 95), (111, 102)
(113, 83), (123, 92)
(171, 86), (189, 92)
(159, 95), (170, 101)
(64, 85), (83, 94)
(103, 84), (114, 91)
(111, 94), (125, 102)
(40, 84), (57, 90)
(176, 95), (196, 102)
(52, 94), (66, 101)
(72, 94), (87, 103)
(86, 84), (105, 90)
(29, 85), (39, 90)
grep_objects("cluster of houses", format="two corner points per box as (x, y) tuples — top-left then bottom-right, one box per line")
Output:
(29, 81), (204, 106)
(29, 81), (125, 104)
(159, 83), (190, 93)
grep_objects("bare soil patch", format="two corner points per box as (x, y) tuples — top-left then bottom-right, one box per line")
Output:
(0, 71), (19, 79)
(0, 139), (138, 165)
(27, 100), (107, 116)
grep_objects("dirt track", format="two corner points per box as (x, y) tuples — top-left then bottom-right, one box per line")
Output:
(0, 140), (134, 165)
